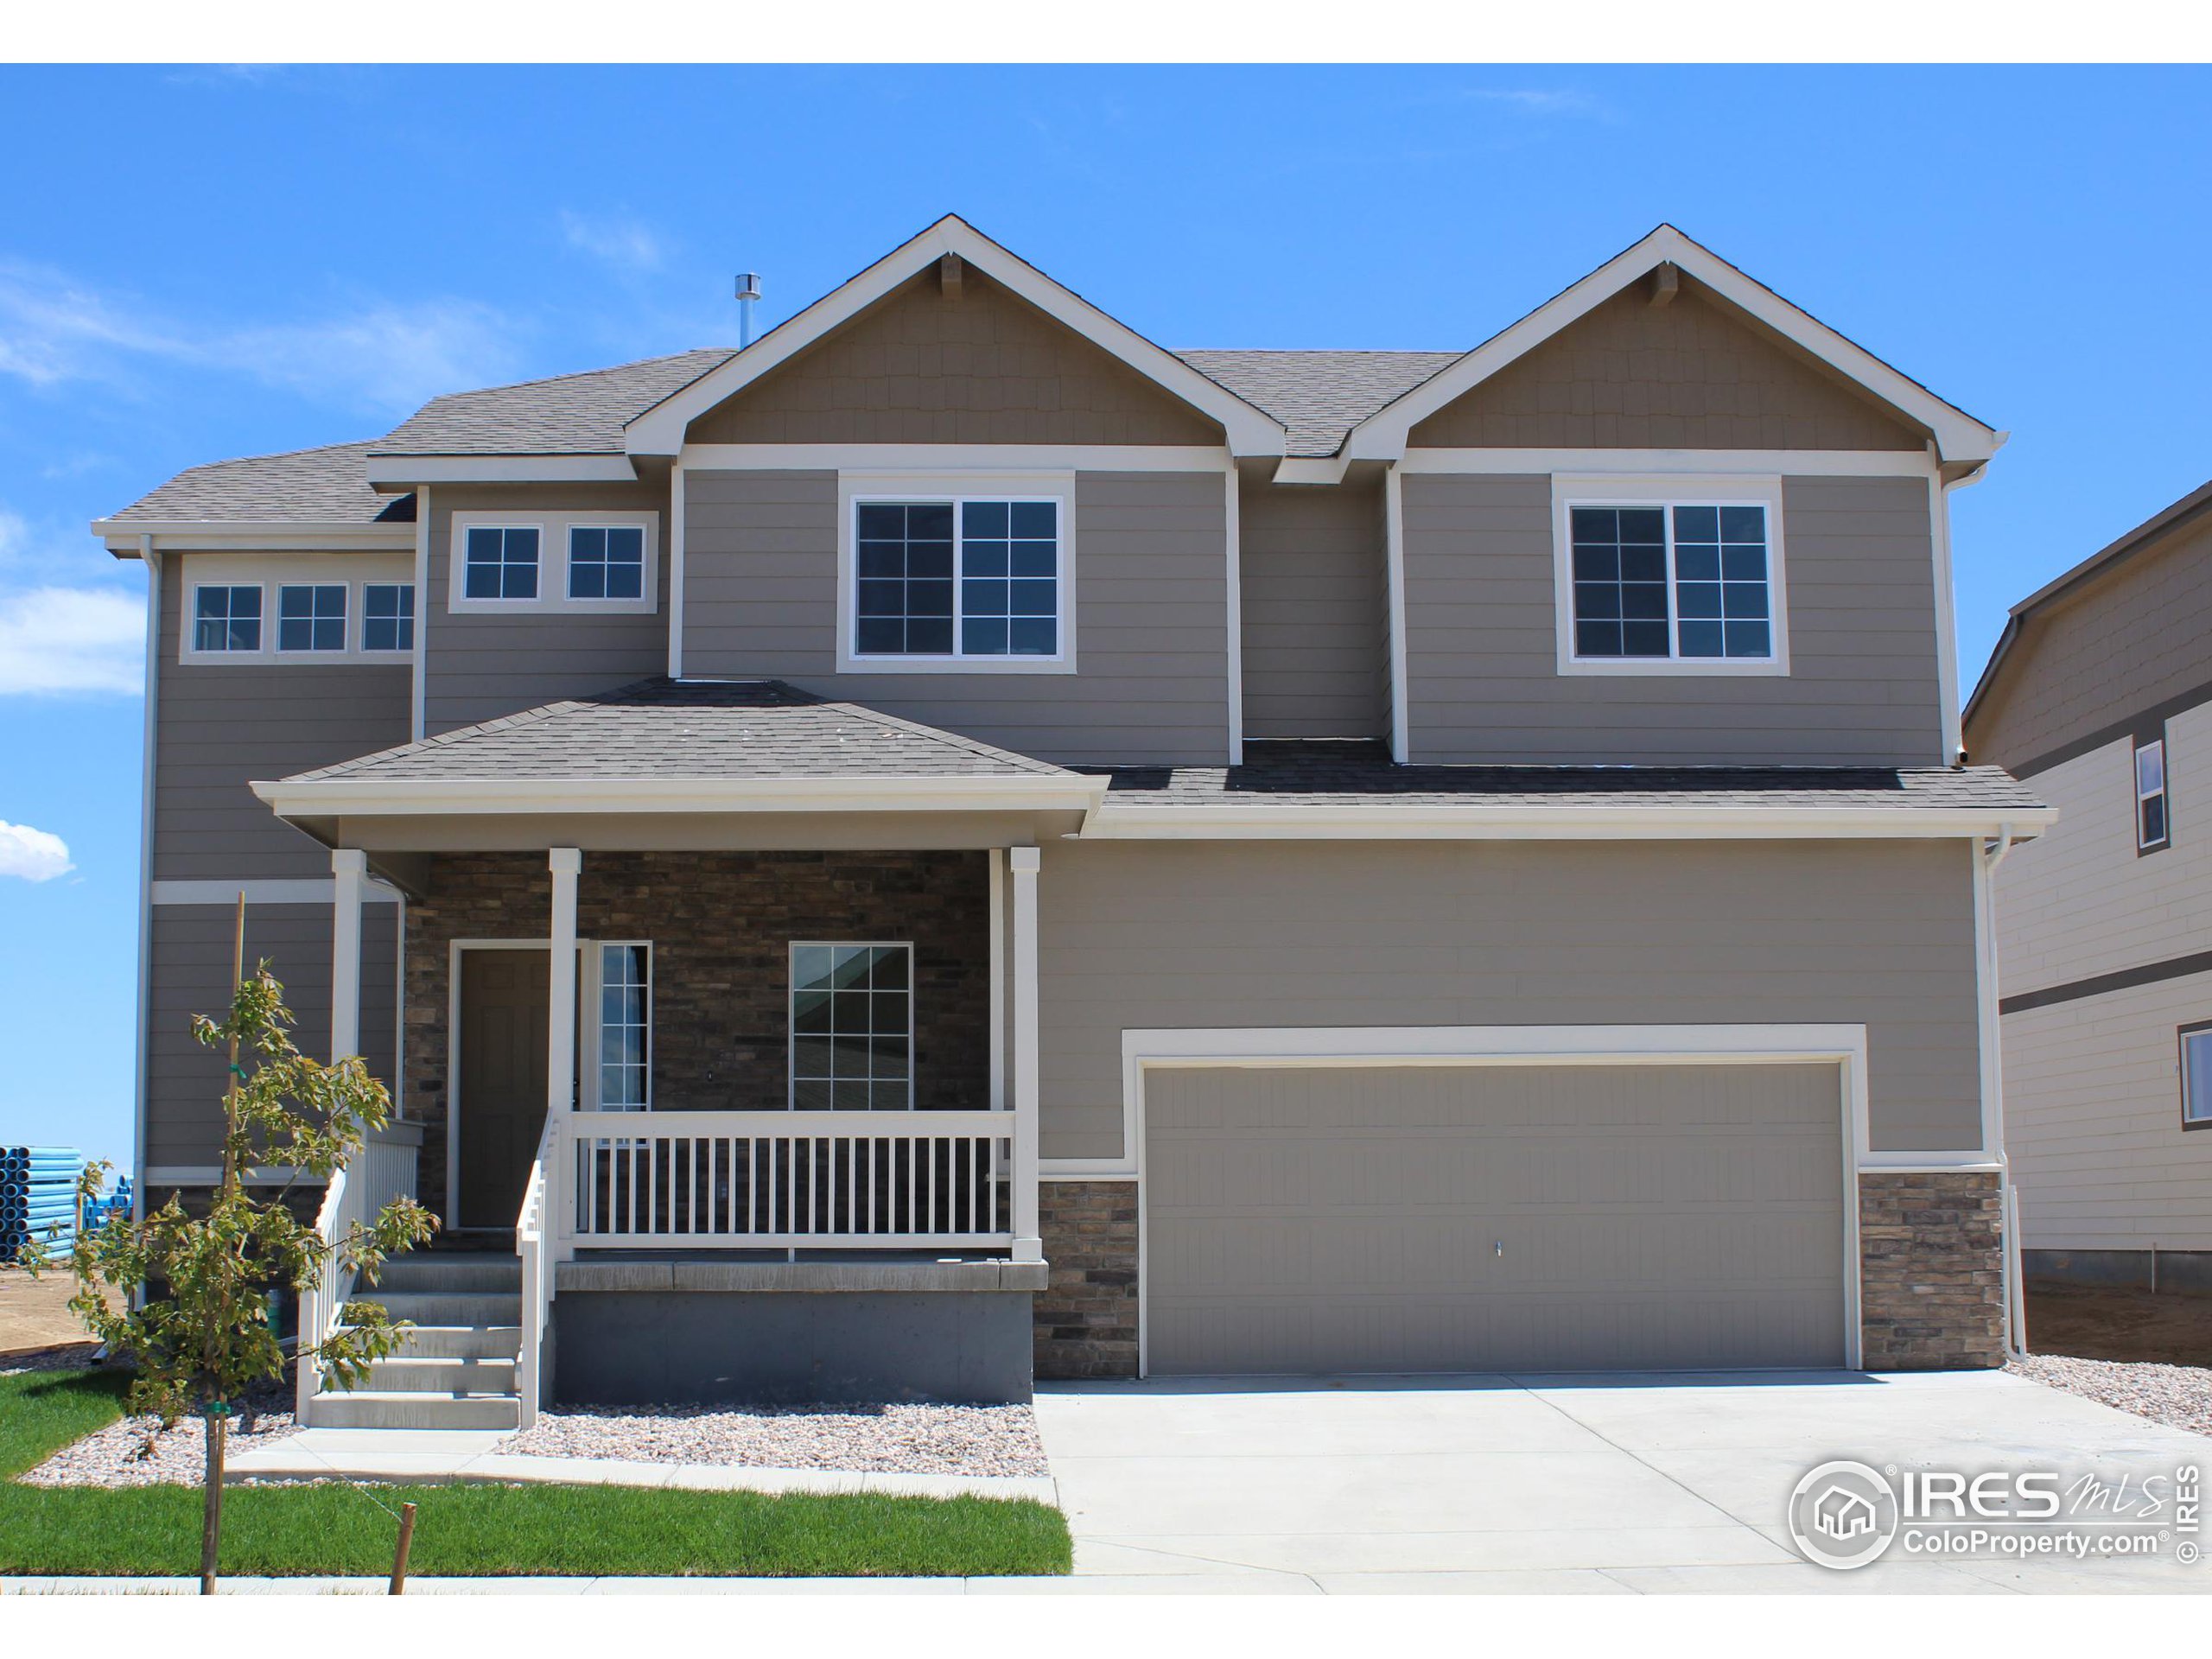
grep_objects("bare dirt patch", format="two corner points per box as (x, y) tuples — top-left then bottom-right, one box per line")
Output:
(2026, 1283), (2212, 1367)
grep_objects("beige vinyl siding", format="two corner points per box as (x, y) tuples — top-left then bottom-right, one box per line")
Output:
(682, 468), (1230, 765)
(153, 553), (411, 880)
(1146, 1062), (1846, 1373)
(1406, 278), (1924, 451)
(2002, 976), (2212, 1252)
(145, 903), (398, 1169)
(423, 481), (671, 734)
(1399, 473), (1943, 766)
(1036, 838), (1983, 1161)
(1237, 474), (1388, 739)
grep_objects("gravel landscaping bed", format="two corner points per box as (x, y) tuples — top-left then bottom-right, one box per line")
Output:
(2009, 1353), (2212, 1439)
(499, 1402), (1050, 1477)
(17, 1372), (302, 1489)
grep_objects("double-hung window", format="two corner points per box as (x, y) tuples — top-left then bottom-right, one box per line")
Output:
(362, 583), (416, 652)
(594, 943), (651, 1109)
(569, 526), (645, 601)
(276, 583), (347, 652)
(852, 497), (1061, 661)
(462, 525), (540, 600)
(2136, 734), (2170, 854)
(2180, 1021), (2212, 1128)
(192, 585), (263, 653)
(789, 943), (912, 1111)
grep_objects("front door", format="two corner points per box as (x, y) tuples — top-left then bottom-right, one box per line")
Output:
(457, 948), (550, 1229)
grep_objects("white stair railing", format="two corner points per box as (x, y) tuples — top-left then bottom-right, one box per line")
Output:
(515, 1111), (560, 1429)
(296, 1119), (422, 1424)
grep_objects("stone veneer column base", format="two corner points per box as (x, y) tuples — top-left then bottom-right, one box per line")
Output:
(1858, 1169), (2008, 1370)
(1035, 1180), (1139, 1378)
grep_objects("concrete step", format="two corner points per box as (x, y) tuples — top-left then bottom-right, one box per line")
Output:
(365, 1355), (518, 1395)
(309, 1389), (520, 1431)
(375, 1255), (521, 1294)
(385, 1324), (522, 1361)
(355, 1289), (522, 1326)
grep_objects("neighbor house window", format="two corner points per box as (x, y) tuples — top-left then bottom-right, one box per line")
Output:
(276, 583), (347, 652)
(789, 943), (912, 1111)
(854, 499), (1059, 659)
(568, 525), (646, 601)
(1569, 503), (1774, 662)
(2137, 735), (2170, 853)
(2181, 1021), (2212, 1127)
(462, 525), (540, 600)
(192, 585), (262, 652)
(595, 943), (651, 1109)
(362, 583), (415, 652)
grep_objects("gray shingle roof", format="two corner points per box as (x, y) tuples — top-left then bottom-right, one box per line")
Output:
(285, 678), (1077, 785)
(1096, 741), (2047, 813)
(370, 349), (737, 457)
(1174, 350), (1462, 457)
(103, 441), (413, 526)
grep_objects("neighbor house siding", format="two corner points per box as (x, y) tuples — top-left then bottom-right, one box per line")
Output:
(1034, 837), (1984, 1162)
(681, 468), (1230, 765)
(1399, 473), (1943, 766)
(152, 551), (411, 880)
(1236, 474), (1389, 739)
(422, 481), (671, 735)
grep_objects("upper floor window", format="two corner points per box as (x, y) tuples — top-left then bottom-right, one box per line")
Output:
(2178, 1020), (2212, 1128)
(192, 585), (262, 653)
(569, 526), (645, 601)
(462, 525), (540, 601)
(2136, 734), (2170, 854)
(851, 497), (1062, 663)
(1569, 504), (1772, 663)
(362, 583), (416, 652)
(789, 942), (912, 1111)
(276, 583), (347, 653)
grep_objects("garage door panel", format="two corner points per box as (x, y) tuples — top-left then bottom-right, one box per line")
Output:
(1146, 1062), (1847, 1374)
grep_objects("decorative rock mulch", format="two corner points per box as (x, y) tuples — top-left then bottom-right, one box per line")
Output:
(16, 1370), (304, 1489)
(2008, 1353), (2212, 1439)
(499, 1402), (1050, 1478)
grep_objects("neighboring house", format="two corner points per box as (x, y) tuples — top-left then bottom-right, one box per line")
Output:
(94, 216), (2048, 1429)
(1964, 481), (2212, 1294)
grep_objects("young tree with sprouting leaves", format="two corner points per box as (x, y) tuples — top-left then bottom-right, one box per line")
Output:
(36, 904), (435, 1592)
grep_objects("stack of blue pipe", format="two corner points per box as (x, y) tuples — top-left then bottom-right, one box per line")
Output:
(1, 1147), (85, 1264)
(80, 1175), (133, 1234)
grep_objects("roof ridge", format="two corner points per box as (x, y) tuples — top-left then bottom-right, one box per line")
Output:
(168, 437), (385, 474)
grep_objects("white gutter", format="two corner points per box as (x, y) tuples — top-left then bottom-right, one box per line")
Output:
(130, 539), (158, 1225)
(1082, 803), (2057, 842)
(96, 522), (416, 555)
(252, 772), (1109, 819)
(1980, 821), (2029, 1358)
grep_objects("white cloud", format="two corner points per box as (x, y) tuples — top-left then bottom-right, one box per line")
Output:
(0, 820), (74, 882)
(561, 210), (667, 276)
(0, 585), (143, 696)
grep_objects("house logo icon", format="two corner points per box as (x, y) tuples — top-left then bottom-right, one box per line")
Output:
(1788, 1461), (1901, 1569)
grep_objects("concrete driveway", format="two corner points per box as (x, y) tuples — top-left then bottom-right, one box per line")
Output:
(1033, 1370), (2212, 1593)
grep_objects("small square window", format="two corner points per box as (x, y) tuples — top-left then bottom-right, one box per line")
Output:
(789, 943), (913, 1111)
(363, 584), (415, 652)
(276, 583), (347, 652)
(463, 525), (540, 600)
(192, 585), (262, 652)
(569, 525), (645, 601)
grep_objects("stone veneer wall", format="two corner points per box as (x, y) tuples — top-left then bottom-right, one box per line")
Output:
(1035, 1180), (1139, 1378)
(1858, 1170), (2008, 1370)
(403, 850), (990, 1219)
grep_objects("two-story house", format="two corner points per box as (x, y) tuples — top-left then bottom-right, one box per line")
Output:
(95, 218), (2047, 1430)
(1964, 480), (2212, 1296)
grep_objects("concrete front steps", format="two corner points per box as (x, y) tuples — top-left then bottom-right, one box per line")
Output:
(308, 1252), (524, 1431)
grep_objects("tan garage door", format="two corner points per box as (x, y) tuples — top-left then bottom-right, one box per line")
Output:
(1145, 1062), (1847, 1374)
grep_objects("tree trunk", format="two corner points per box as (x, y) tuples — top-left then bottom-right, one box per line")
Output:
(200, 1409), (226, 1593)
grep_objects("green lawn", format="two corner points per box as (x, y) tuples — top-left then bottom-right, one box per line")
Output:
(0, 1368), (1071, 1580)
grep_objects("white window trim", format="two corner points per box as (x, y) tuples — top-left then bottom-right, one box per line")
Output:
(786, 940), (917, 1111)
(360, 581), (418, 656)
(583, 939), (652, 1112)
(2136, 734), (2170, 854)
(447, 512), (660, 616)
(273, 581), (351, 656)
(2182, 1022), (2212, 1128)
(180, 557), (416, 665)
(1550, 473), (1790, 678)
(836, 471), (1077, 675)
(182, 581), (268, 660)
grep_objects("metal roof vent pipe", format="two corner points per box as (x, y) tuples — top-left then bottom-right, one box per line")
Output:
(735, 272), (762, 348)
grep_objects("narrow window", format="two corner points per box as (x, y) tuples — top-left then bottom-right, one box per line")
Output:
(462, 525), (540, 600)
(1570, 503), (1773, 662)
(362, 583), (416, 652)
(854, 499), (1060, 659)
(2181, 1023), (2212, 1127)
(789, 943), (912, 1111)
(192, 585), (262, 652)
(596, 944), (651, 1109)
(2136, 735), (2170, 852)
(276, 583), (347, 652)
(568, 525), (646, 601)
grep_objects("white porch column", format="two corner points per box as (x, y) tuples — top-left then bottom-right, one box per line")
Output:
(1008, 846), (1043, 1263)
(329, 848), (366, 1061)
(547, 849), (582, 1120)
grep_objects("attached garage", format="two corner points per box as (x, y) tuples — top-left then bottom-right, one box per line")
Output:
(1142, 1059), (1850, 1375)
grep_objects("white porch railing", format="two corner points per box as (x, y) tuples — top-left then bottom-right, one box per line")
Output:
(561, 1110), (1016, 1249)
(515, 1112), (558, 1429)
(296, 1119), (422, 1421)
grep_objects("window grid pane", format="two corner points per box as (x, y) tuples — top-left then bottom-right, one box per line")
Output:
(463, 526), (540, 600)
(363, 583), (415, 652)
(789, 944), (913, 1110)
(1568, 504), (1773, 663)
(597, 944), (649, 1109)
(569, 525), (645, 601)
(2138, 740), (2169, 849)
(193, 585), (262, 652)
(276, 583), (347, 652)
(855, 499), (1058, 658)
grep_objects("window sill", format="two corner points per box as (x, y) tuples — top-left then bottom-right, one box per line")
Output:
(836, 654), (1078, 676)
(1556, 655), (1790, 678)
(447, 597), (658, 618)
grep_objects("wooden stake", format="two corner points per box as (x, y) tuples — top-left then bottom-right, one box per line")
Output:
(390, 1502), (418, 1594)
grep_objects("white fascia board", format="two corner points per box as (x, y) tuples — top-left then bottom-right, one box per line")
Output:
(624, 216), (1287, 460)
(681, 442), (1230, 473)
(1081, 804), (2056, 841)
(251, 772), (1109, 818)
(1342, 226), (2004, 468)
(96, 522), (416, 554)
(1397, 448), (1941, 478)
(363, 454), (639, 486)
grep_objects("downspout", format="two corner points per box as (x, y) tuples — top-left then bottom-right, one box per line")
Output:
(1980, 823), (2026, 1357)
(130, 537), (159, 1230)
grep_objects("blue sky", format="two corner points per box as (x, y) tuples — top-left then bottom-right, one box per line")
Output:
(3, 63), (2209, 1169)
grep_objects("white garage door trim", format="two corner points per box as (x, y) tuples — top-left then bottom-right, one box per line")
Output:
(1122, 1022), (1873, 1376)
